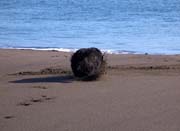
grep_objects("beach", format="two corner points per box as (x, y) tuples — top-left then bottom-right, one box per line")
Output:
(0, 49), (180, 131)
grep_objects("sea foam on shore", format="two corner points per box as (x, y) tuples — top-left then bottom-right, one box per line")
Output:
(0, 47), (140, 55)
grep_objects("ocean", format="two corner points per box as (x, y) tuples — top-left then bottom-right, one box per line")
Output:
(0, 0), (180, 54)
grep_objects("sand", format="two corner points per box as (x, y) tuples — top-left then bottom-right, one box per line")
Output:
(0, 49), (180, 131)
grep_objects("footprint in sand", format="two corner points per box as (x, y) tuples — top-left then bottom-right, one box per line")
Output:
(18, 101), (32, 106)
(4, 115), (15, 119)
(18, 95), (56, 107)
(30, 98), (43, 103)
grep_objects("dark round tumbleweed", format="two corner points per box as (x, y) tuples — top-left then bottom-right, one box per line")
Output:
(71, 47), (106, 80)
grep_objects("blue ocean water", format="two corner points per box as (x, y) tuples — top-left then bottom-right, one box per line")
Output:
(0, 0), (180, 54)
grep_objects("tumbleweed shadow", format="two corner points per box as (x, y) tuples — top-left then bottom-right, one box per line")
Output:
(11, 75), (74, 84)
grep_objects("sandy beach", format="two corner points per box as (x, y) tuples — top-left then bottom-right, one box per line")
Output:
(0, 49), (180, 131)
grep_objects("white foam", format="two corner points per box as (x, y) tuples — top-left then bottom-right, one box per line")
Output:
(3, 47), (139, 54)
(33, 48), (78, 52)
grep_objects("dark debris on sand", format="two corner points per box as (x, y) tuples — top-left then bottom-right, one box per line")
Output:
(32, 86), (48, 89)
(108, 64), (180, 71)
(10, 67), (72, 76)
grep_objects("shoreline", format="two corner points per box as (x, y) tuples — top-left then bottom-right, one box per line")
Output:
(1, 49), (180, 131)
(1, 47), (180, 55)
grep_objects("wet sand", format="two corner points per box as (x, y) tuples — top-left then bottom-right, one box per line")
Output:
(0, 49), (180, 131)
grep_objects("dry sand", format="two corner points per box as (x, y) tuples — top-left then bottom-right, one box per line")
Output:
(0, 49), (180, 131)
